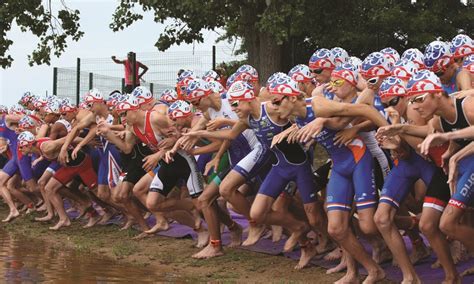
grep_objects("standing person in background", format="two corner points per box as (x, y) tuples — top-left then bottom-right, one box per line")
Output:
(111, 52), (149, 94)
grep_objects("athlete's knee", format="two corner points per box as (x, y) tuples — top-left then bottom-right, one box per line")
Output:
(327, 221), (349, 241)
(359, 219), (378, 236)
(197, 193), (212, 208)
(419, 217), (438, 236)
(439, 213), (457, 237)
(218, 183), (233, 199)
(45, 181), (60, 195)
(145, 199), (161, 212)
(374, 209), (392, 231)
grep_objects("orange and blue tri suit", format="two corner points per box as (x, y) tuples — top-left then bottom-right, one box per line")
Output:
(295, 98), (377, 212)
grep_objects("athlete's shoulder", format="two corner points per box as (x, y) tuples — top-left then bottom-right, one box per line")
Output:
(461, 95), (474, 124)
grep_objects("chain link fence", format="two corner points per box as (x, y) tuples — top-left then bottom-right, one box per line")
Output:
(53, 45), (246, 103)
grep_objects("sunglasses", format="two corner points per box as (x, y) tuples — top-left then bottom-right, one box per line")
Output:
(367, 77), (379, 85)
(230, 100), (240, 108)
(435, 70), (445, 77)
(381, 96), (400, 108)
(310, 68), (324, 75)
(271, 96), (287, 106)
(119, 111), (128, 118)
(329, 79), (345, 87)
(409, 93), (430, 104)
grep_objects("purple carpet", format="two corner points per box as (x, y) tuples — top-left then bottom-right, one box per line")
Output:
(66, 206), (474, 283)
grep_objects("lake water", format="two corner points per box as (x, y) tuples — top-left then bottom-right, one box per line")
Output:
(0, 229), (176, 283)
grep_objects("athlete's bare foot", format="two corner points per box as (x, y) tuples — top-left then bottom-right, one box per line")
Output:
(49, 218), (71, 230)
(283, 225), (308, 252)
(35, 214), (54, 222)
(431, 259), (441, 269)
(98, 210), (115, 225)
(327, 252), (347, 274)
(450, 240), (467, 264)
(191, 208), (202, 230)
(132, 232), (153, 240)
(143, 212), (152, 220)
(363, 268), (385, 284)
(83, 214), (101, 228)
(271, 225), (283, 243)
(334, 272), (360, 284)
(36, 203), (47, 212)
(25, 208), (35, 214)
(2, 210), (20, 222)
(409, 240), (431, 265)
(119, 218), (135, 231)
(228, 223), (243, 248)
(324, 247), (343, 262)
(242, 224), (266, 246)
(192, 243), (224, 259)
(373, 242), (393, 264)
(195, 227), (209, 248)
(295, 243), (318, 270)
(461, 265), (474, 277)
(400, 277), (421, 284)
(144, 220), (170, 234)
(316, 239), (336, 255)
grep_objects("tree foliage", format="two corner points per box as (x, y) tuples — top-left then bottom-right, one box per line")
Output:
(110, 0), (473, 79)
(0, 0), (83, 68)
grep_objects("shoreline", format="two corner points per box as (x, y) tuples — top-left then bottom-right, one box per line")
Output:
(0, 204), (359, 283)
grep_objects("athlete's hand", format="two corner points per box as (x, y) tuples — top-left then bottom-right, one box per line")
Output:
(271, 131), (290, 148)
(164, 150), (175, 164)
(206, 118), (225, 131)
(158, 137), (176, 150)
(71, 144), (82, 160)
(294, 119), (324, 143)
(385, 107), (400, 124)
(376, 124), (405, 139)
(418, 133), (449, 156)
(323, 83), (335, 94)
(180, 133), (201, 151)
(379, 135), (401, 150)
(142, 153), (161, 172)
(31, 156), (43, 167)
(0, 145), (7, 154)
(204, 156), (221, 176)
(58, 147), (69, 165)
(334, 127), (358, 147)
(96, 122), (110, 136)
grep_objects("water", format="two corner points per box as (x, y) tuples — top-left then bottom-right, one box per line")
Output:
(0, 229), (174, 283)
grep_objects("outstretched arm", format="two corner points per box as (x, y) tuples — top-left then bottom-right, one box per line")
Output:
(111, 56), (125, 64)
(312, 96), (389, 128)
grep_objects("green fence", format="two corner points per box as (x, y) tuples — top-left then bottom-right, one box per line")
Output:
(53, 45), (245, 103)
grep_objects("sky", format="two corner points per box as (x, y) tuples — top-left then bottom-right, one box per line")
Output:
(0, 0), (236, 106)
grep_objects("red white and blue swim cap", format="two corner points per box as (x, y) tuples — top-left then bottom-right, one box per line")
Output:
(406, 70), (443, 96)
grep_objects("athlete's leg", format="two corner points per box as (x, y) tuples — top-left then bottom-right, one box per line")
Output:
(45, 178), (71, 230)
(374, 203), (418, 283)
(0, 171), (19, 222)
(419, 207), (459, 283)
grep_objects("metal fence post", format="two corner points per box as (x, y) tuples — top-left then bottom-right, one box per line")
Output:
(76, 58), (81, 105)
(122, 78), (125, 94)
(150, 83), (154, 95)
(53, 67), (58, 96)
(89, 72), (93, 90)
(131, 52), (137, 89)
(212, 45), (216, 70)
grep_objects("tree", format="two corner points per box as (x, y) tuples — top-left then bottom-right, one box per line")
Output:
(0, 0), (83, 68)
(110, 0), (473, 82)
